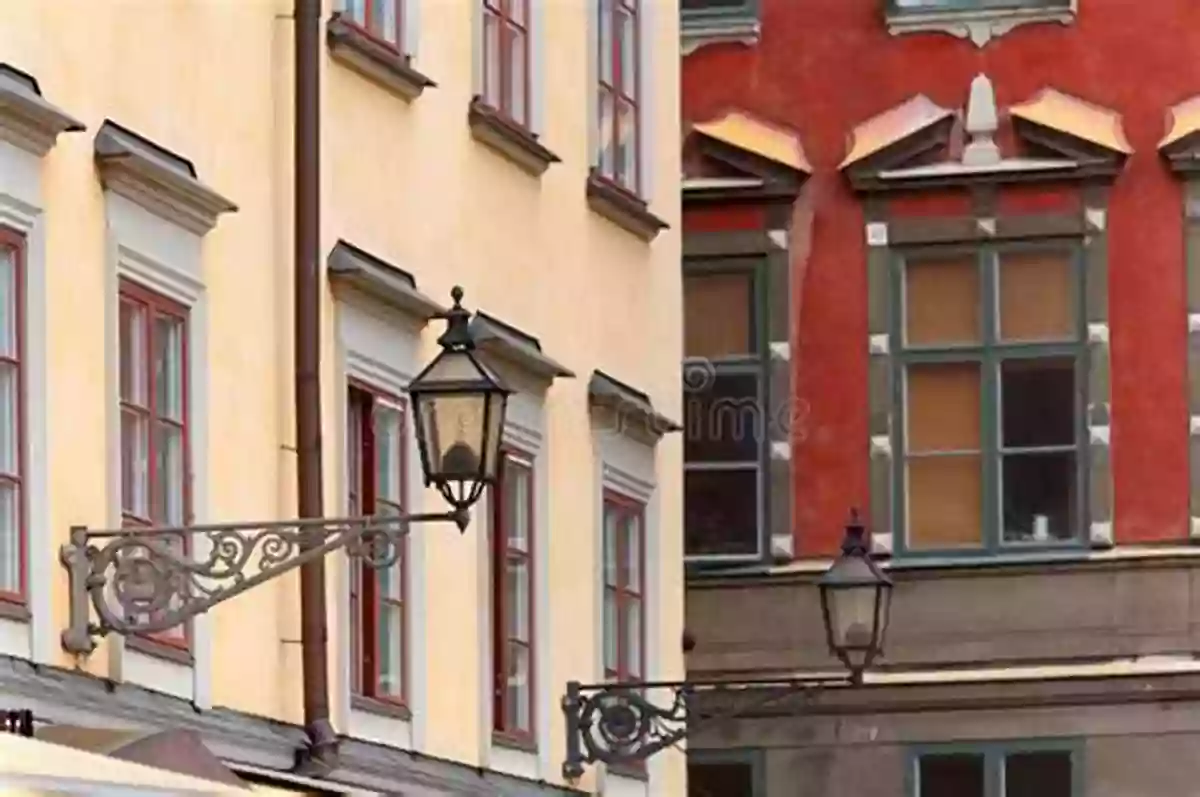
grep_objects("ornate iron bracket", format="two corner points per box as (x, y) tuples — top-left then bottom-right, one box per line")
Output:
(60, 510), (466, 654)
(561, 674), (850, 780)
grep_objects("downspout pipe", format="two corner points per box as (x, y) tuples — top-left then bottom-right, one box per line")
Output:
(293, 0), (339, 773)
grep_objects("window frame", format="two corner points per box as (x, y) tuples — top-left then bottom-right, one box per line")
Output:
(907, 738), (1083, 797)
(481, 0), (533, 130)
(682, 256), (771, 564)
(490, 448), (537, 747)
(681, 0), (758, 26)
(341, 0), (407, 55)
(117, 277), (192, 652)
(891, 240), (1089, 558)
(0, 227), (25, 606)
(347, 380), (410, 710)
(595, 0), (643, 196)
(888, 0), (1069, 13)
(602, 490), (646, 683)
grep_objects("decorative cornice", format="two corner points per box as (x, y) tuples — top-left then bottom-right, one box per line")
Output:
(0, 63), (84, 156)
(680, 17), (760, 57)
(588, 370), (680, 445)
(327, 240), (446, 323)
(470, 312), (574, 382)
(94, 121), (237, 235)
(884, 2), (1075, 47)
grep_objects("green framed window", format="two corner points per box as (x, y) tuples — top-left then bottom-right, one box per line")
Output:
(682, 256), (770, 562)
(892, 242), (1088, 556)
(908, 740), (1082, 797)
(688, 749), (766, 797)
(889, 0), (1070, 13)
(681, 0), (758, 34)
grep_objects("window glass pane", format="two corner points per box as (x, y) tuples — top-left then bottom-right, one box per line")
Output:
(377, 601), (403, 696)
(345, 0), (366, 25)
(121, 409), (149, 518)
(599, 0), (613, 83)
(154, 314), (184, 422)
(906, 362), (980, 454)
(688, 762), (755, 797)
(119, 300), (146, 405)
(918, 753), (985, 797)
(685, 371), (762, 463)
(508, 25), (527, 123)
(623, 596), (641, 677)
(603, 588), (618, 672)
(0, 480), (19, 594)
(684, 468), (758, 556)
(603, 506), (619, 586)
(374, 0), (399, 44)
(505, 554), (530, 642)
(1001, 358), (1075, 449)
(347, 393), (363, 515)
(0, 364), (17, 476)
(0, 248), (16, 359)
(504, 461), (530, 552)
(1004, 751), (1073, 797)
(598, 89), (616, 176)
(374, 402), (404, 506)
(1002, 451), (1076, 544)
(153, 422), (185, 525)
(616, 98), (637, 189)
(484, 8), (502, 108)
(617, 6), (636, 94)
(505, 642), (531, 731)
(907, 455), (982, 549)
(509, 0), (526, 25)
(625, 512), (641, 591)
(999, 250), (1076, 341)
(684, 271), (756, 359)
(904, 253), (980, 346)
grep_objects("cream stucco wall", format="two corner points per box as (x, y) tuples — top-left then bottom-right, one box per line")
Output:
(0, 0), (682, 793)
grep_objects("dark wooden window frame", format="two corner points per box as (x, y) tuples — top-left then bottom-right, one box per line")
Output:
(343, 0), (407, 54)
(595, 0), (642, 196)
(0, 227), (25, 612)
(891, 239), (1089, 559)
(682, 255), (770, 564)
(482, 0), (533, 130)
(491, 448), (537, 748)
(907, 738), (1083, 797)
(118, 278), (193, 660)
(347, 381), (410, 714)
(602, 490), (645, 683)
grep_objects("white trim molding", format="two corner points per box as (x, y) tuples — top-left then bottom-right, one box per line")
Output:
(884, 0), (1077, 47)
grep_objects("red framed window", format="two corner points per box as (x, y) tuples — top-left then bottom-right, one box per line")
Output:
(602, 493), (644, 682)
(343, 0), (405, 51)
(0, 229), (24, 605)
(348, 383), (408, 704)
(491, 450), (535, 742)
(118, 279), (189, 643)
(596, 0), (641, 194)
(482, 0), (532, 128)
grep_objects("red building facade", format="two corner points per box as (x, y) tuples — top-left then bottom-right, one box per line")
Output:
(680, 2), (1200, 795)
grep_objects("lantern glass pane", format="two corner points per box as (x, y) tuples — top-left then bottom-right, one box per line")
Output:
(420, 393), (487, 479)
(828, 583), (877, 652)
(483, 391), (508, 479)
(419, 348), (490, 383)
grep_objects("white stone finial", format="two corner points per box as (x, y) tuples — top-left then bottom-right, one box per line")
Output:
(962, 73), (1001, 166)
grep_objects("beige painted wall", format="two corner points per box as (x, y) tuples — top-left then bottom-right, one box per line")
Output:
(0, 0), (682, 793)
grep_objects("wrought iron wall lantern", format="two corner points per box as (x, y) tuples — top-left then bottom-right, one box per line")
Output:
(60, 287), (511, 655)
(561, 513), (893, 779)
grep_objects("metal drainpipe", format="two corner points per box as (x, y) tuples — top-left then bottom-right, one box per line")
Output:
(293, 0), (338, 773)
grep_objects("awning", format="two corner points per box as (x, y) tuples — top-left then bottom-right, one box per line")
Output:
(36, 726), (248, 788)
(0, 730), (248, 795)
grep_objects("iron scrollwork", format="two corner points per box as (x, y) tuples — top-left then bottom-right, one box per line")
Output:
(60, 510), (465, 654)
(561, 675), (851, 780)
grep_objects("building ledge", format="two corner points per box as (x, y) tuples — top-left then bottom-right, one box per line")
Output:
(326, 13), (436, 101)
(588, 370), (680, 445)
(885, 2), (1076, 47)
(681, 15), (760, 56)
(0, 63), (85, 155)
(585, 170), (668, 241)
(327, 239), (446, 324)
(467, 97), (560, 176)
(470, 312), (574, 382)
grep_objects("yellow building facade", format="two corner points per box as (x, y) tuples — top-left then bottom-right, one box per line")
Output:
(0, 0), (683, 794)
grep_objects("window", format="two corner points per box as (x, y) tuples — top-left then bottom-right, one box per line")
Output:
(602, 493), (644, 682)
(688, 752), (763, 797)
(482, 0), (531, 128)
(891, 0), (1068, 10)
(895, 245), (1085, 555)
(913, 744), (1076, 797)
(491, 451), (535, 742)
(118, 279), (189, 642)
(0, 230), (22, 604)
(683, 260), (767, 560)
(681, 0), (758, 26)
(348, 384), (408, 705)
(596, 0), (641, 194)
(343, 0), (405, 50)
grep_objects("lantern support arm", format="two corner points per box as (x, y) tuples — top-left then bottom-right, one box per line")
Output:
(60, 511), (465, 655)
(561, 674), (852, 780)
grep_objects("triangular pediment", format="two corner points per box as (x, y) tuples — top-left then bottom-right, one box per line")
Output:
(683, 110), (807, 201)
(1160, 95), (1200, 173)
(1010, 88), (1131, 164)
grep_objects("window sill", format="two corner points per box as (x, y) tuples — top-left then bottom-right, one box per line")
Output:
(326, 13), (436, 101)
(468, 98), (561, 177)
(126, 633), (195, 666)
(351, 694), (412, 722)
(885, 4), (1075, 47)
(493, 730), (538, 753)
(586, 171), (668, 242)
(680, 15), (761, 56)
(0, 596), (29, 623)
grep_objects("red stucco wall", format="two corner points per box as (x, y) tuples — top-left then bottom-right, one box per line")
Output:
(682, 0), (1193, 554)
